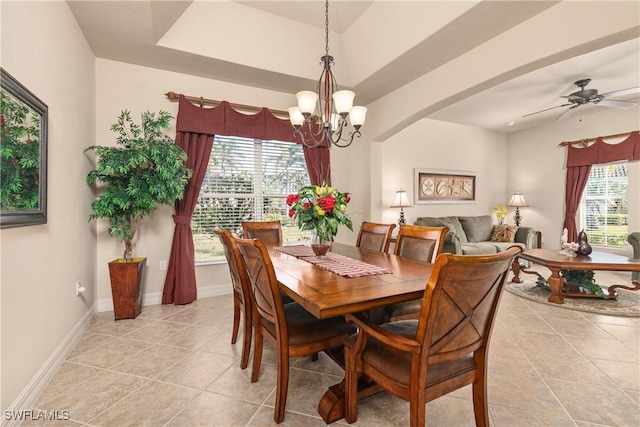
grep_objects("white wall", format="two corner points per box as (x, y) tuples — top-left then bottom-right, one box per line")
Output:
(507, 107), (640, 255)
(0, 1), (96, 410)
(374, 119), (509, 225)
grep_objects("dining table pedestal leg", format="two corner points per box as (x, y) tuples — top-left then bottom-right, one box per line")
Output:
(318, 377), (384, 423)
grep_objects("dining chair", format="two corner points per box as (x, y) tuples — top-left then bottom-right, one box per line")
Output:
(232, 235), (356, 423)
(242, 220), (283, 246)
(344, 246), (523, 427)
(383, 225), (449, 322)
(213, 228), (253, 369)
(355, 221), (396, 253)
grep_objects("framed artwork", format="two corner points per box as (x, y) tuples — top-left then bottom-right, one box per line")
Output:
(415, 169), (476, 204)
(1, 68), (48, 228)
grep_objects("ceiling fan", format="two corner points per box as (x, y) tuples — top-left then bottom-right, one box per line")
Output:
(523, 78), (640, 121)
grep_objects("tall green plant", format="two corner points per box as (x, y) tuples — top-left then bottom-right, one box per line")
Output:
(86, 110), (192, 262)
(0, 91), (41, 210)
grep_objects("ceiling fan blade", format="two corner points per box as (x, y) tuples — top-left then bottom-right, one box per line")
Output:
(522, 103), (572, 118)
(599, 86), (640, 98)
(596, 99), (638, 109)
(556, 105), (578, 122)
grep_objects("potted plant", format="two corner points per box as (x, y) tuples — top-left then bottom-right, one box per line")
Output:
(86, 110), (192, 319)
(536, 269), (607, 299)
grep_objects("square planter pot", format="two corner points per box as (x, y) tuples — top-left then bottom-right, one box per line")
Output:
(108, 257), (146, 320)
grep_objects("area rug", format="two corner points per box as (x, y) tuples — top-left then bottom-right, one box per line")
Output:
(505, 280), (640, 317)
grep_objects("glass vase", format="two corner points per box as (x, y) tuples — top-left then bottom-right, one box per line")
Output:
(310, 230), (331, 257)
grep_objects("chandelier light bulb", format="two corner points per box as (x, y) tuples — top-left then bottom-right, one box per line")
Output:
(332, 90), (355, 114)
(348, 106), (367, 127)
(288, 107), (305, 127)
(296, 91), (318, 115)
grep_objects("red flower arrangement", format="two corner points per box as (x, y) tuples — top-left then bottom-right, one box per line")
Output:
(286, 184), (353, 241)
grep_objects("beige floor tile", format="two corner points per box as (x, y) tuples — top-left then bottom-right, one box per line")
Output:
(343, 391), (410, 427)
(498, 311), (556, 334)
(546, 379), (640, 426)
(510, 330), (582, 357)
(136, 303), (189, 320)
(247, 405), (328, 426)
(263, 368), (343, 418)
(88, 317), (156, 336)
(523, 300), (588, 321)
(496, 291), (537, 314)
(526, 351), (616, 387)
(17, 413), (83, 427)
(591, 358), (640, 391)
(549, 319), (618, 340)
(207, 360), (277, 405)
(489, 405), (575, 427)
(67, 337), (151, 369)
(594, 323), (640, 343)
(161, 306), (219, 324)
(66, 332), (115, 359)
(292, 351), (345, 377)
(424, 395), (478, 426)
(488, 343), (539, 377)
(88, 380), (200, 426)
(110, 343), (193, 379)
(38, 370), (148, 423)
(487, 372), (568, 417)
(564, 334), (640, 363)
(194, 309), (236, 329)
(191, 294), (234, 311)
(626, 390), (640, 405)
(157, 350), (236, 389)
(198, 327), (247, 360)
(160, 324), (226, 349)
(579, 311), (640, 327)
(36, 362), (103, 404)
(123, 320), (189, 343)
(167, 390), (260, 426)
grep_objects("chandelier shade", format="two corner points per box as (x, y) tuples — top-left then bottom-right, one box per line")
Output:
(288, 0), (366, 148)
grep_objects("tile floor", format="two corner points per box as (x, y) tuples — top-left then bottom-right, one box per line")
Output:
(26, 271), (639, 426)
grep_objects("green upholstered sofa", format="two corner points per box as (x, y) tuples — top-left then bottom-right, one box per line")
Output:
(414, 215), (535, 255)
(629, 232), (640, 282)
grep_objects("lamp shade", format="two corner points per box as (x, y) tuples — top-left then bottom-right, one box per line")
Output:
(390, 190), (412, 208)
(507, 192), (529, 207)
(296, 91), (318, 114)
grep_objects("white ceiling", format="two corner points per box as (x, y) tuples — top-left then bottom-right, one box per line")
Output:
(67, 0), (640, 135)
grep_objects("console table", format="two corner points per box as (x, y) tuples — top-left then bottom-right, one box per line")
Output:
(511, 249), (640, 304)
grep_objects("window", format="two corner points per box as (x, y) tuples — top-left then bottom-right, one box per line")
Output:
(580, 161), (628, 247)
(192, 135), (311, 261)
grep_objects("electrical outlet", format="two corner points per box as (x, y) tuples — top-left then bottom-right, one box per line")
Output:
(160, 261), (167, 271)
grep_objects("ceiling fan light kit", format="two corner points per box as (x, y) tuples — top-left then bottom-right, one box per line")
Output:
(523, 78), (640, 122)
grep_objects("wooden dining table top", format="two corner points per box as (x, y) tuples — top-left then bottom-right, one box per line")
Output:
(268, 242), (433, 319)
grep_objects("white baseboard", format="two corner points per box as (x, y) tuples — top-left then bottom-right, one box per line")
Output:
(97, 284), (232, 312)
(2, 305), (96, 427)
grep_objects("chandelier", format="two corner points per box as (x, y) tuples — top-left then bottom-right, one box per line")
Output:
(288, 0), (367, 148)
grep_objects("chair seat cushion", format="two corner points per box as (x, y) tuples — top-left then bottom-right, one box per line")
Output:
(261, 302), (355, 346)
(362, 321), (475, 387)
(384, 299), (423, 320)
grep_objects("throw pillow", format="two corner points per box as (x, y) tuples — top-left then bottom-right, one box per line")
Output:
(490, 225), (518, 242)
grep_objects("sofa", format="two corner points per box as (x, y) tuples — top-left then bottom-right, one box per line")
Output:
(414, 215), (535, 255)
(629, 232), (640, 282)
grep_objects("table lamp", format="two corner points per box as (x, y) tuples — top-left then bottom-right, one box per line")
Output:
(507, 192), (528, 226)
(390, 189), (412, 226)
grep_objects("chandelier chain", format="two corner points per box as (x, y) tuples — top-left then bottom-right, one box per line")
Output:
(324, 0), (329, 57)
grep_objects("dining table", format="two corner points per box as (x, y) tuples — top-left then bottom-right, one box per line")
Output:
(268, 242), (434, 423)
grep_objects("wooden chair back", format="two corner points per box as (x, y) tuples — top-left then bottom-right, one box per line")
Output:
(345, 246), (523, 426)
(232, 235), (355, 423)
(242, 220), (283, 246)
(234, 236), (284, 327)
(356, 221), (396, 253)
(212, 227), (253, 369)
(394, 224), (448, 262)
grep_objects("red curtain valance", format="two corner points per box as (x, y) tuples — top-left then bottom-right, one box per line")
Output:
(566, 130), (640, 167)
(176, 95), (298, 143)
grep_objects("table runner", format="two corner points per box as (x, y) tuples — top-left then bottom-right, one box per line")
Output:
(276, 245), (392, 278)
